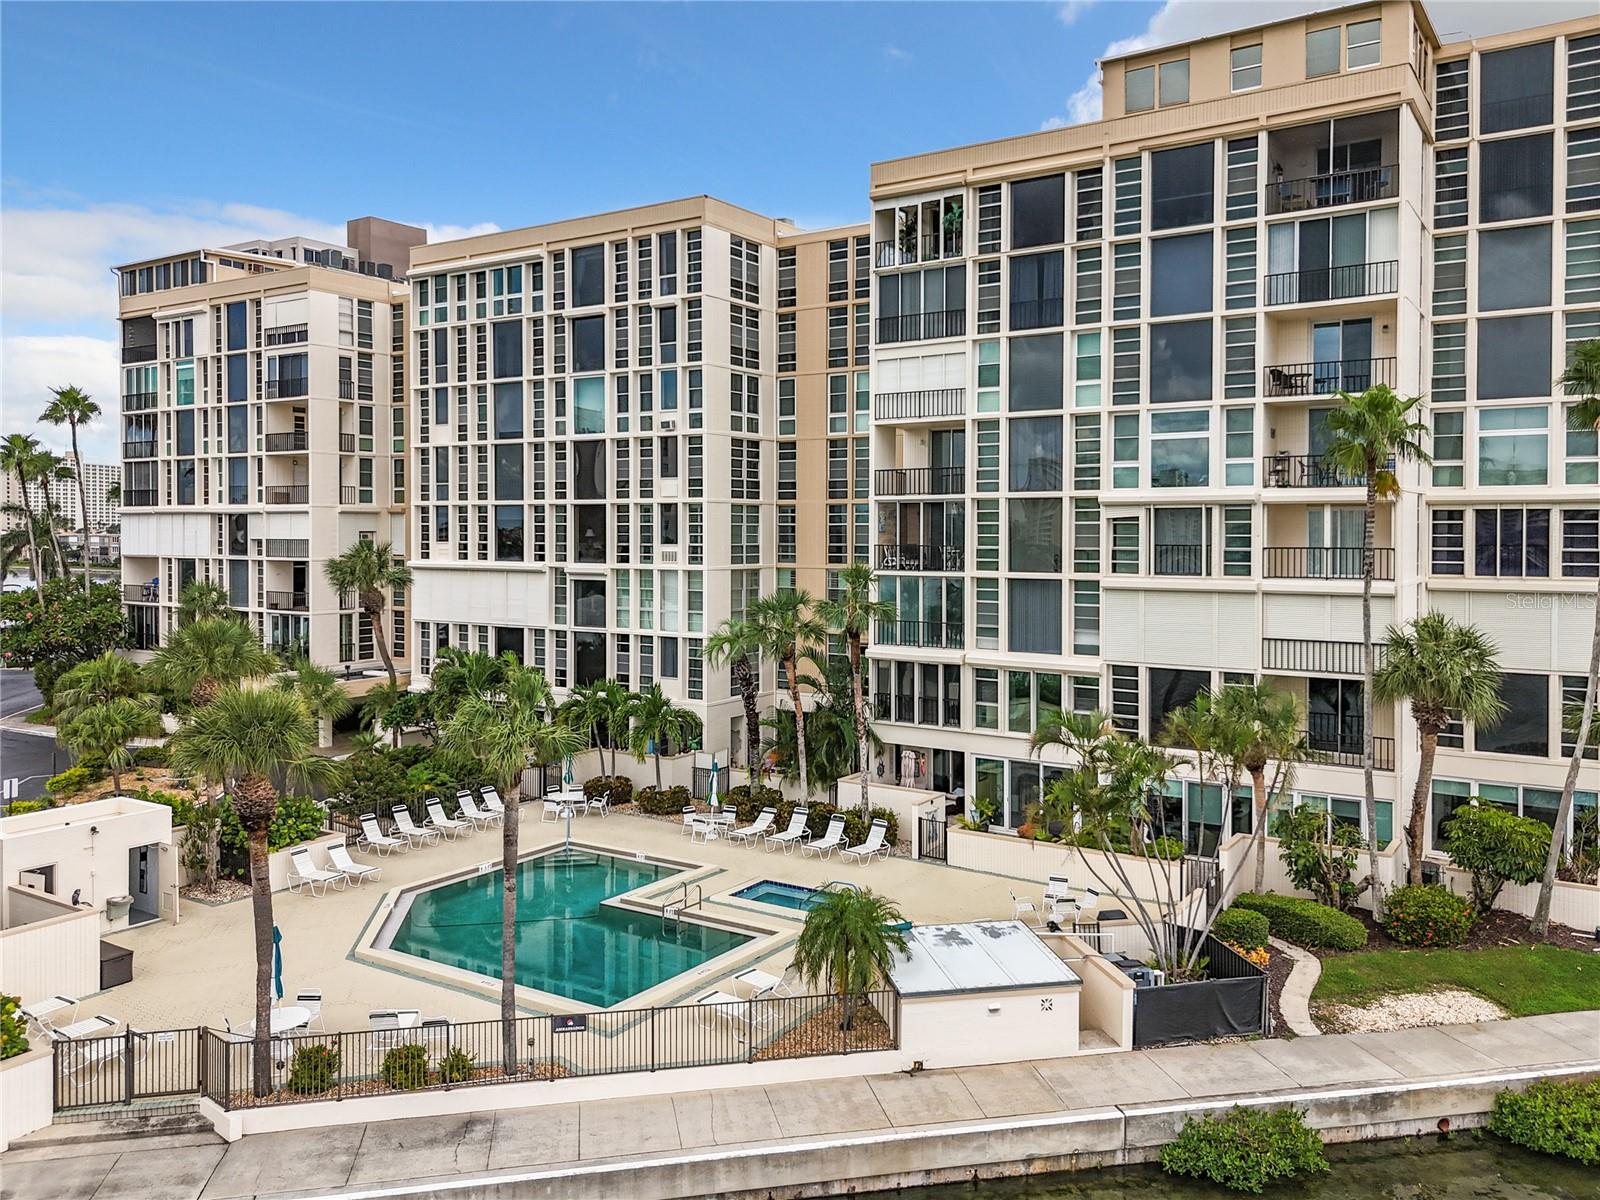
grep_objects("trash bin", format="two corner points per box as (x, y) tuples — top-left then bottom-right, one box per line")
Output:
(100, 941), (133, 990)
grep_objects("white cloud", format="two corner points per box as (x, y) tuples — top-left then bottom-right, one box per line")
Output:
(884, 45), (913, 64)
(1, 335), (121, 463)
(1057, 1), (1096, 27)
(422, 222), (502, 242)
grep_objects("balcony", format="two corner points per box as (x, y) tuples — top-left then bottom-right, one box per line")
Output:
(877, 309), (965, 345)
(875, 388), (965, 422)
(122, 440), (157, 460)
(1264, 357), (1396, 398)
(1303, 712), (1396, 771)
(1264, 261), (1398, 306)
(1009, 297), (1064, 331)
(121, 344), (157, 365)
(876, 543), (964, 572)
(122, 391), (157, 412)
(264, 324), (308, 347)
(1263, 454), (1391, 489)
(266, 590), (308, 612)
(264, 539), (310, 558)
(340, 486), (361, 505)
(1263, 638), (1387, 675)
(122, 583), (160, 603)
(266, 378), (309, 399)
(123, 488), (158, 507)
(265, 485), (309, 505)
(875, 466), (964, 496)
(264, 432), (308, 453)
(339, 380), (354, 400)
(339, 433), (357, 453)
(1152, 543), (1208, 577)
(1264, 546), (1394, 581)
(874, 619), (964, 650)
(1265, 165), (1398, 215)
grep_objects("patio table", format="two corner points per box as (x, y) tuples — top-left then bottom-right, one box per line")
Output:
(242, 1006), (311, 1037)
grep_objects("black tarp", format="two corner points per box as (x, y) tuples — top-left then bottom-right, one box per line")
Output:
(1132, 974), (1266, 1046)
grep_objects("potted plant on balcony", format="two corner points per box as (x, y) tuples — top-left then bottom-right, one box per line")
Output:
(897, 210), (917, 259)
(942, 198), (963, 255)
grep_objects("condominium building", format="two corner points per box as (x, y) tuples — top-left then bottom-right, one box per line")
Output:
(1, 460), (117, 534)
(866, 0), (1598, 863)
(403, 198), (870, 766)
(116, 217), (424, 667)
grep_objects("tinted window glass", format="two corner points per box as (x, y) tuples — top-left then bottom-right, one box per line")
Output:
(571, 315), (605, 373)
(1149, 319), (1213, 404)
(492, 321), (522, 378)
(1008, 579), (1062, 654)
(574, 439), (606, 499)
(494, 444), (523, 500)
(1479, 42), (1554, 134)
(226, 302), (247, 351)
(1306, 27), (1339, 78)
(570, 244), (605, 307)
(1477, 313), (1551, 399)
(1009, 498), (1063, 572)
(573, 578), (608, 627)
(1009, 334), (1064, 411)
(1477, 224), (1551, 311)
(1150, 233), (1213, 316)
(1125, 66), (1154, 113)
(1480, 134), (1553, 222)
(494, 506), (524, 561)
(1151, 143), (1214, 230)
(1149, 668), (1209, 739)
(493, 382), (522, 438)
(1008, 416), (1064, 491)
(1010, 175), (1066, 249)
(1475, 673), (1548, 756)
(1009, 252), (1064, 329)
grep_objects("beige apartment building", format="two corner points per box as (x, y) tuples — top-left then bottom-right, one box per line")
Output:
(116, 218), (422, 670)
(866, 0), (1598, 865)
(1, 461), (117, 537)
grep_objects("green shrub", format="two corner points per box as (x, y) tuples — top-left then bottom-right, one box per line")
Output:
(1212, 907), (1271, 953)
(1160, 1106), (1329, 1193)
(584, 775), (634, 807)
(1232, 892), (1367, 951)
(1444, 804), (1550, 915)
(332, 749), (408, 816)
(44, 766), (95, 799)
(132, 784), (195, 826)
(1489, 1079), (1600, 1167)
(286, 1043), (340, 1095)
(4, 799), (48, 816)
(379, 1043), (430, 1090)
(1, 994), (29, 1060)
(724, 784), (784, 824)
(1383, 883), (1474, 948)
(636, 784), (692, 815)
(437, 1046), (476, 1084)
(266, 794), (327, 851)
(1274, 805), (1367, 910)
(131, 745), (169, 768)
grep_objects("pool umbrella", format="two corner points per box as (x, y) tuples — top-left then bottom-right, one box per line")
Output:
(271, 924), (284, 1001)
(708, 757), (720, 808)
(563, 755), (574, 789)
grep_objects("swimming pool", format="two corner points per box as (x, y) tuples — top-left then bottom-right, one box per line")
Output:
(732, 879), (825, 912)
(386, 849), (751, 1008)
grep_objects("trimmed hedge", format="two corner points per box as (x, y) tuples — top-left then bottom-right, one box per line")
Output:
(1490, 1079), (1600, 1167)
(1212, 907), (1271, 953)
(1384, 884), (1474, 948)
(1232, 892), (1367, 951)
(584, 775), (634, 807)
(636, 784), (693, 815)
(723, 784), (785, 824)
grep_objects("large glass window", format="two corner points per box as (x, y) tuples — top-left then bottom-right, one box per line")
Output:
(1477, 314), (1551, 399)
(1479, 41), (1554, 134)
(1150, 233), (1213, 316)
(1009, 252), (1064, 329)
(1008, 579), (1062, 655)
(1478, 407), (1548, 485)
(1010, 175), (1065, 249)
(573, 376), (606, 435)
(1008, 416), (1063, 491)
(1150, 143), (1214, 230)
(1008, 498), (1063, 572)
(494, 445), (523, 500)
(492, 321), (521, 378)
(1475, 507), (1550, 576)
(570, 244), (605, 308)
(1149, 669), (1209, 742)
(1231, 43), (1262, 91)
(1478, 224), (1552, 311)
(571, 315), (605, 373)
(1306, 26), (1340, 78)
(493, 382), (522, 438)
(1009, 334), (1063, 411)
(1150, 410), (1210, 487)
(494, 506), (524, 561)
(1159, 59), (1189, 105)
(1149, 319), (1212, 404)
(1476, 673), (1549, 757)
(1480, 134), (1553, 223)
(1125, 66), (1154, 113)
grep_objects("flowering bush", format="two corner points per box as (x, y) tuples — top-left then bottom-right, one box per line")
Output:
(1224, 941), (1273, 971)
(1384, 883), (1474, 948)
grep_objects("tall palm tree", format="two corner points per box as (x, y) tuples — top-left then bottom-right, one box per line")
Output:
(792, 887), (908, 1030)
(1323, 384), (1429, 920)
(31, 450), (72, 580)
(149, 616), (276, 707)
(275, 656), (353, 746)
(750, 590), (825, 796)
(1, 434), (45, 583)
(1536, 342), (1600, 933)
(629, 683), (704, 789)
(322, 540), (411, 685)
(442, 662), (580, 1074)
(561, 680), (634, 776)
(705, 616), (764, 776)
(61, 697), (161, 795)
(40, 385), (101, 592)
(815, 563), (894, 812)
(600, 681), (638, 777)
(167, 687), (336, 1096)
(50, 650), (156, 729)
(176, 579), (233, 625)
(1374, 614), (1505, 884)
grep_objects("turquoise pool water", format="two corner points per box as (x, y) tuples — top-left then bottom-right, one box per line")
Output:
(388, 850), (751, 1008)
(732, 880), (824, 912)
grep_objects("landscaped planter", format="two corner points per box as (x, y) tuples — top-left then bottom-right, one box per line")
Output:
(0, 1044), (53, 1151)
(1130, 930), (1268, 1047)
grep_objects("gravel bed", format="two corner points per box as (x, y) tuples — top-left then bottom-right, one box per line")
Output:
(1320, 987), (1506, 1034)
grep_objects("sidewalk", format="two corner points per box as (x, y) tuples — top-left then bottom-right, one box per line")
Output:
(4, 1010), (1595, 1200)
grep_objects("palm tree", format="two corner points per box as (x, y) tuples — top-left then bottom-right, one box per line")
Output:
(792, 887), (908, 1030)
(40, 385), (101, 592)
(61, 697), (161, 794)
(176, 579), (233, 626)
(815, 563), (894, 812)
(561, 680), (631, 776)
(629, 683), (704, 789)
(167, 687), (336, 1097)
(322, 540), (411, 685)
(750, 591), (825, 796)
(760, 661), (876, 793)
(31, 450), (72, 579)
(51, 651), (156, 730)
(1374, 614), (1505, 884)
(705, 616), (764, 776)
(1535, 342), (1600, 934)
(276, 657), (353, 746)
(428, 646), (509, 707)
(442, 662), (580, 1074)
(1323, 384), (1430, 920)
(359, 678), (410, 748)
(600, 681), (638, 777)
(1, 434), (45, 583)
(149, 616), (277, 707)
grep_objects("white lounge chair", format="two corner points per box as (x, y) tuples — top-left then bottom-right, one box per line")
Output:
(841, 817), (892, 863)
(368, 1007), (421, 1050)
(20, 995), (78, 1032)
(1043, 875), (1075, 905)
(729, 807), (776, 845)
(734, 965), (797, 998)
(391, 805), (441, 847)
(58, 1026), (143, 1076)
(456, 789), (499, 828)
(542, 795), (567, 822)
(426, 797), (471, 840)
(696, 990), (765, 1043)
(358, 814), (405, 855)
(765, 807), (810, 853)
(287, 848), (346, 896)
(53, 1014), (118, 1041)
(328, 843), (381, 886)
(799, 814), (847, 859)
(294, 990), (325, 1031)
(479, 786), (507, 818)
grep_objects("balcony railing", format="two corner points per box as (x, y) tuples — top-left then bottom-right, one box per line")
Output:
(1262, 454), (1391, 489)
(1263, 638), (1387, 675)
(263, 539), (309, 558)
(339, 433), (357, 453)
(877, 309), (966, 345)
(874, 619), (964, 650)
(1264, 357), (1397, 398)
(1009, 297), (1064, 331)
(875, 388), (965, 421)
(264, 324), (308, 346)
(121, 344), (157, 364)
(1264, 260), (1398, 306)
(1264, 546), (1395, 581)
(123, 488), (158, 507)
(1152, 543), (1208, 576)
(1264, 164), (1398, 215)
(263, 432), (308, 453)
(122, 391), (157, 411)
(266, 590), (308, 612)
(122, 440), (157, 460)
(875, 466), (965, 496)
(1304, 713), (1395, 771)
(122, 583), (159, 603)
(339, 380), (354, 400)
(266, 378), (309, 399)
(876, 543), (965, 572)
(265, 485), (309, 505)
(339, 486), (361, 505)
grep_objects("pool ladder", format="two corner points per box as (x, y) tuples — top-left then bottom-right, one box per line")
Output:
(661, 882), (703, 934)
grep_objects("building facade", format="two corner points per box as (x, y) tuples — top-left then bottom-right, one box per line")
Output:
(1, 461), (118, 536)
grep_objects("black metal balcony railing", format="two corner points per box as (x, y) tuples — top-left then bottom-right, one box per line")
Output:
(1263, 638), (1387, 676)
(1265, 164), (1399, 215)
(875, 466), (965, 496)
(1264, 546), (1395, 581)
(877, 309), (966, 345)
(876, 543), (965, 572)
(122, 391), (157, 411)
(263, 539), (310, 558)
(121, 440), (157, 460)
(121, 344), (157, 364)
(875, 388), (966, 421)
(875, 240), (912, 268)
(266, 590), (308, 612)
(339, 486), (361, 505)
(1264, 357), (1397, 397)
(1009, 297), (1064, 331)
(1304, 712), (1396, 771)
(1262, 453), (1392, 489)
(122, 488), (158, 507)
(122, 583), (159, 603)
(263, 432), (308, 453)
(266, 378), (310, 399)
(875, 619), (965, 650)
(1152, 543), (1208, 576)
(265, 485), (309, 505)
(1264, 260), (1398, 306)
(339, 433), (357, 453)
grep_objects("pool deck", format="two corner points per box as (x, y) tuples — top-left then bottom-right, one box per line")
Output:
(5, 1010), (1596, 1199)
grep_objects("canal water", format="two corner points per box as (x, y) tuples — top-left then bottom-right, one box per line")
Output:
(860, 1136), (1599, 1198)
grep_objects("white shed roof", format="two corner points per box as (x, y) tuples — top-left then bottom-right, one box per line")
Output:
(889, 920), (1081, 997)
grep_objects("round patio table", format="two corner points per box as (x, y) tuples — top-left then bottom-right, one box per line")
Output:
(243, 1006), (310, 1037)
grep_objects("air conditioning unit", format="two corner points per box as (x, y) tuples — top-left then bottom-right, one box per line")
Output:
(660, 418), (677, 432)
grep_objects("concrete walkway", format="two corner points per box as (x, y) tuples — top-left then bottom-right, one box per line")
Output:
(4, 1010), (1595, 1200)
(1269, 936), (1323, 1037)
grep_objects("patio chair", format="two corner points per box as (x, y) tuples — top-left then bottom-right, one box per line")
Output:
(1011, 889), (1039, 924)
(456, 789), (499, 829)
(729, 806), (776, 845)
(20, 995), (78, 1032)
(799, 814), (847, 859)
(734, 965), (798, 999)
(479, 785), (507, 818)
(695, 990), (766, 1043)
(765, 807), (810, 853)
(418, 1016), (452, 1062)
(841, 817), (892, 864)
(586, 788), (612, 817)
(426, 797), (472, 840)
(287, 847), (346, 896)
(681, 806), (704, 837)
(390, 804), (441, 847)
(368, 1008), (421, 1051)
(53, 1014), (118, 1041)
(294, 990), (325, 1031)
(328, 842), (381, 886)
(59, 1026), (143, 1076)
(1043, 875), (1075, 906)
(543, 795), (569, 822)
(357, 813), (405, 856)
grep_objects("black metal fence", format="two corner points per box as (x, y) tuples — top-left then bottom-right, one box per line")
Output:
(1132, 925), (1267, 1047)
(53, 1027), (205, 1111)
(918, 813), (949, 862)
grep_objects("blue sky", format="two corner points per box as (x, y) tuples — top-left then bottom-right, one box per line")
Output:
(2, 0), (1591, 460)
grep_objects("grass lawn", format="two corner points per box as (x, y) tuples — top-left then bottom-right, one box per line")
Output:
(1313, 944), (1600, 1017)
